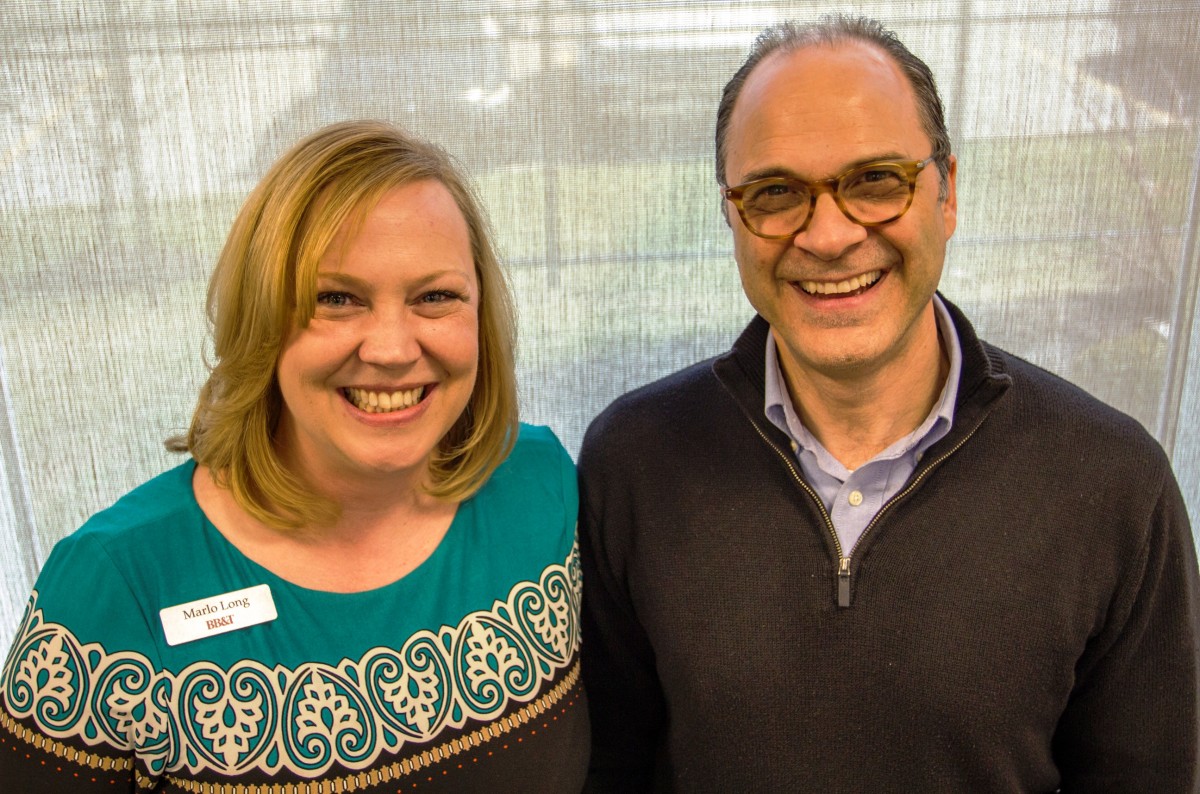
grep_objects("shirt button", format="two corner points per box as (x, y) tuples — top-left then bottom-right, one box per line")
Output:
(848, 490), (863, 506)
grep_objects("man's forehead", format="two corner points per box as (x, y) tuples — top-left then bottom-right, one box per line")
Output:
(725, 40), (925, 176)
(738, 41), (910, 116)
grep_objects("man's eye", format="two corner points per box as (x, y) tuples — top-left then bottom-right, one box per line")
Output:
(847, 168), (905, 188)
(859, 169), (898, 183)
(745, 181), (803, 211)
(755, 183), (796, 198)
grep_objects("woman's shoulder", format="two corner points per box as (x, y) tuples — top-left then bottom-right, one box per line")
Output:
(34, 460), (203, 621)
(487, 423), (574, 495)
(19, 461), (201, 661)
(506, 422), (572, 467)
(466, 423), (576, 543)
(71, 458), (200, 546)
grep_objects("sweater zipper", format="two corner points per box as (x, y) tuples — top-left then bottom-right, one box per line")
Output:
(750, 415), (987, 608)
(747, 419), (846, 584)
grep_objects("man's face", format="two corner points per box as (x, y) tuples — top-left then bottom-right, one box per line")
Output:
(723, 42), (957, 383)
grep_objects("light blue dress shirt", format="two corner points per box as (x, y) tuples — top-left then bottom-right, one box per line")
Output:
(764, 295), (963, 557)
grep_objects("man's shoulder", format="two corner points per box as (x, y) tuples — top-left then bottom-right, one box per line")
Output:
(941, 298), (1162, 461)
(982, 341), (1166, 461)
(610, 355), (724, 409)
(583, 355), (729, 447)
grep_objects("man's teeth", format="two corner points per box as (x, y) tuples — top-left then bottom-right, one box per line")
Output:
(345, 387), (425, 414)
(800, 270), (882, 296)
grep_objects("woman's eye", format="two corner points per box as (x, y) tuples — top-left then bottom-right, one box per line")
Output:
(316, 291), (356, 307)
(420, 289), (463, 304)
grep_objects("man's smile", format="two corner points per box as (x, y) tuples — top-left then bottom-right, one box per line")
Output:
(796, 269), (884, 297)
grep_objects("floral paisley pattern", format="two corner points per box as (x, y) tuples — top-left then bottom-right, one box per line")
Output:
(0, 544), (580, 779)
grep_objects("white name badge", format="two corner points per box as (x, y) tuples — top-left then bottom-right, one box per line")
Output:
(159, 584), (277, 646)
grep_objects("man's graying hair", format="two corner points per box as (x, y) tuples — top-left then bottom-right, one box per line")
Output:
(715, 15), (952, 198)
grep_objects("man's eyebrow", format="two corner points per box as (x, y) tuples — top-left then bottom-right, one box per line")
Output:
(739, 165), (801, 183)
(738, 152), (913, 184)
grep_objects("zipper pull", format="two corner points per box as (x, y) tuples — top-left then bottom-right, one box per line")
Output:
(838, 557), (851, 608)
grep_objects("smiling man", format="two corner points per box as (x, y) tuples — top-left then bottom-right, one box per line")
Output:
(578, 15), (1200, 792)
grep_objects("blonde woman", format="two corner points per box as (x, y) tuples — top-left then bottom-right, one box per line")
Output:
(1, 121), (587, 792)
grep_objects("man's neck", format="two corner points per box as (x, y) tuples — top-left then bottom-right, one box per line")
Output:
(777, 312), (949, 470)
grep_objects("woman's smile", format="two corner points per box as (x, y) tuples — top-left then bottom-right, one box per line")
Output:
(343, 385), (428, 414)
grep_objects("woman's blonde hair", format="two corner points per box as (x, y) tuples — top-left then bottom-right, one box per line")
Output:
(172, 120), (518, 528)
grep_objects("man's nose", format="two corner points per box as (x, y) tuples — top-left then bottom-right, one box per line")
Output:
(791, 191), (868, 261)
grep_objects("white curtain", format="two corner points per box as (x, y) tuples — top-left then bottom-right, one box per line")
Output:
(3, 0), (1198, 649)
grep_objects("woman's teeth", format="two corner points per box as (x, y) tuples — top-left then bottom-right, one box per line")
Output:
(345, 386), (425, 414)
(800, 270), (882, 296)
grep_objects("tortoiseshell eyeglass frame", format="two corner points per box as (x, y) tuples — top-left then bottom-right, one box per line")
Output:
(722, 156), (934, 240)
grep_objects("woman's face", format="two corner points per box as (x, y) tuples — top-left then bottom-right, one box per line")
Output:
(275, 179), (480, 492)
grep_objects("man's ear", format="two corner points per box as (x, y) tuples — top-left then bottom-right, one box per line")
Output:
(941, 154), (958, 239)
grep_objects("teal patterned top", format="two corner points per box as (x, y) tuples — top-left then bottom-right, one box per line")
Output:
(0, 424), (587, 793)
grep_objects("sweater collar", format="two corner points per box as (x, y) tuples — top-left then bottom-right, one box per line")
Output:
(713, 293), (1011, 447)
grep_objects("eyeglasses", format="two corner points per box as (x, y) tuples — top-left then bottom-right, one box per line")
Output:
(723, 157), (934, 240)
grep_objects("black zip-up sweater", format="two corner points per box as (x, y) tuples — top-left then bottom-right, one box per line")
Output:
(579, 299), (1200, 793)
